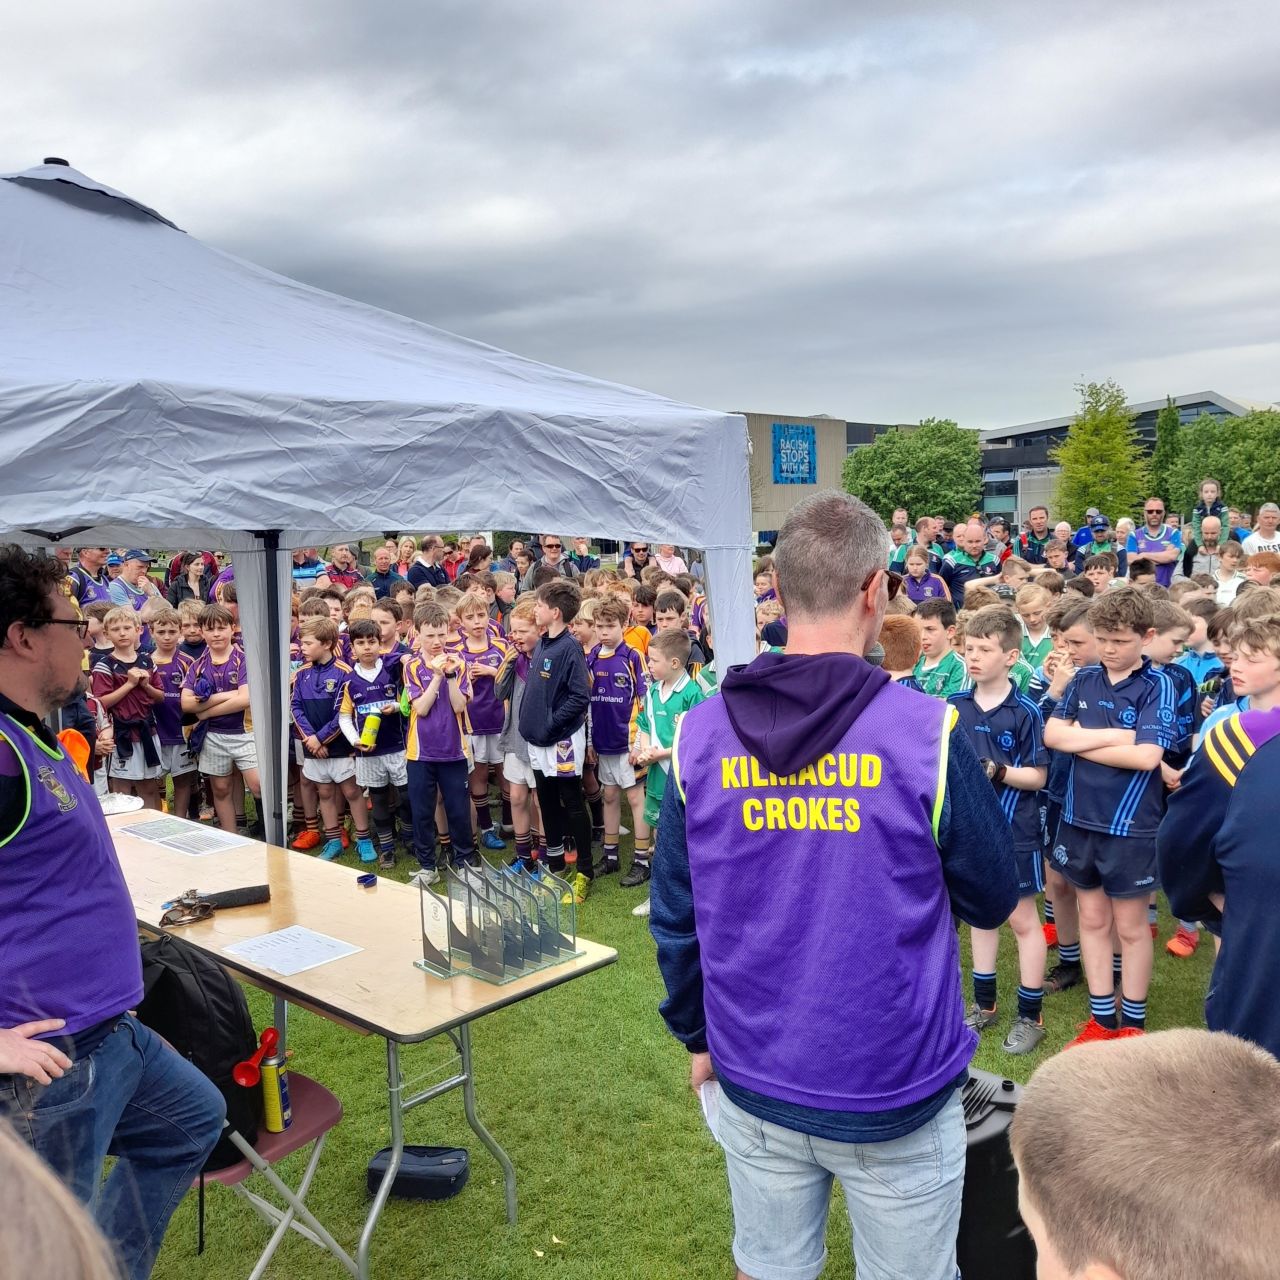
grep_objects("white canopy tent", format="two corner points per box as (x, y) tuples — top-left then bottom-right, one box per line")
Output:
(0, 161), (753, 844)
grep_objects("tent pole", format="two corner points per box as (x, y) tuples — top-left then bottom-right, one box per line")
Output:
(259, 529), (287, 847)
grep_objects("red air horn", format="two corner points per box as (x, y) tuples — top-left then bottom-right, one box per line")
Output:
(232, 1027), (280, 1088)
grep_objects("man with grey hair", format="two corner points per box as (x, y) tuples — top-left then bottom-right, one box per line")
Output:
(1242, 503), (1280, 556)
(651, 489), (1018, 1280)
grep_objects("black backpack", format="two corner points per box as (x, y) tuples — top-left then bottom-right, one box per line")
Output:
(135, 934), (263, 1171)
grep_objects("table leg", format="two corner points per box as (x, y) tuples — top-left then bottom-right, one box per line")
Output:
(356, 1040), (404, 1280)
(458, 1022), (517, 1224)
(273, 995), (289, 1056)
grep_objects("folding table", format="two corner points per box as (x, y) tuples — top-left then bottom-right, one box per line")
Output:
(108, 813), (616, 1280)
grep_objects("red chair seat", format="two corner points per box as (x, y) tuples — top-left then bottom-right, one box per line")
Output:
(203, 1074), (343, 1188)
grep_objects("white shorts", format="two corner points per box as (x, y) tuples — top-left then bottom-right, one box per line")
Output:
(158, 743), (196, 778)
(301, 755), (357, 785)
(528, 726), (587, 779)
(503, 752), (537, 788)
(355, 751), (408, 790)
(199, 731), (259, 778)
(468, 733), (505, 765)
(109, 733), (164, 782)
(596, 752), (638, 789)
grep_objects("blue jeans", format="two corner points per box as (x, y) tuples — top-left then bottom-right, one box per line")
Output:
(716, 1087), (966, 1280)
(0, 1014), (225, 1280)
(407, 758), (476, 868)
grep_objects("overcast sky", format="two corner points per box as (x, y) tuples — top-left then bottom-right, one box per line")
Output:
(5, 1), (1279, 429)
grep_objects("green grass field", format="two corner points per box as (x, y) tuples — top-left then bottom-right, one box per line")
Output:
(152, 835), (1216, 1280)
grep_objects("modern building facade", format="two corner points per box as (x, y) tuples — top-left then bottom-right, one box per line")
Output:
(978, 391), (1276, 523)
(741, 411), (901, 535)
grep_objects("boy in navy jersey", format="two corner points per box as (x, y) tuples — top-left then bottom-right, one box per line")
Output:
(496, 597), (546, 871)
(339, 618), (407, 868)
(1038, 598), (1097, 994)
(291, 616), (374, 862)
(1044, 590), (1177, 1044)
(453, 593), (509, 852)
(1143, 600), (1197, 949)
(148, 605), (197, 822)
(950, 607), (1050, 1054)
(586, 596), (650, 881)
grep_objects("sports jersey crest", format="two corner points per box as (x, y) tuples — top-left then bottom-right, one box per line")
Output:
(37, 764), (77, 813)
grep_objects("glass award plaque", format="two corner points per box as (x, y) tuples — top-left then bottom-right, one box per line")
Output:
(415, 879), (455, 978)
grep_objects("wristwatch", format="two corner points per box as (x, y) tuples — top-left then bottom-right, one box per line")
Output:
(980, 758), (1008, 786)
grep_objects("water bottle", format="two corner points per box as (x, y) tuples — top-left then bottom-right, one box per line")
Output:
(360, 711), (382, 749)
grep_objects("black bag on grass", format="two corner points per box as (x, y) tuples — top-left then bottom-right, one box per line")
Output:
(135, 933), (262, 1171)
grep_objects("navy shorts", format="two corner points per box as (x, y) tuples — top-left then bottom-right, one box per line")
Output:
(1047, 820), (1158, 899)
(1015, 845), (1045, 899)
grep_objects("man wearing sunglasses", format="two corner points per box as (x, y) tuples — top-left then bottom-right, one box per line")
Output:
(519, 535), (581, 592)
(1126, 498), (1182, 588)
(651, 491), (1018, 1280)
(622, 541), (652, 579)
(68, 545), (114, 608)
(0, 545), (224, 1279)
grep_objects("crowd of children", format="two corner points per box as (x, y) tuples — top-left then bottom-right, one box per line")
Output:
(869, 501), (1280, 1055)
(76, 536), (715, 910)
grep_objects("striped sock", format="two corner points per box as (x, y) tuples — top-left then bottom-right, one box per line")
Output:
(972, 971), (997, 1011)
(1121, 997), (1147, 1030)
(633, 836), (651, 862)
(1017, 985), (1044, 1022)
(323, 825), (341, 842)
(1113, 952), (1123, 979)
(304, 815), (320, 833)
(514, 836), (532, 862)
(1089, 991), (1118, 1030)
(547, 844), (566, 874)
(1044, 897), (1055, 924)
(603, 840), (619, 863)
(1058, 941), (1081, 965)
(474, 798), (492, 830)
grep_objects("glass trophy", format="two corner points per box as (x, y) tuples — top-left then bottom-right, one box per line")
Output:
(415, 878), (455, 978)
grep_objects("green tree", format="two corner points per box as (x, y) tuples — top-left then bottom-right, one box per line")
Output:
(841, 417), (981, 522)
(1150, 396), (1182, 512)
(1219, 409), (1280, 516)
(1051, 380), (1149, 527)
(1167, 411), (1235, 516)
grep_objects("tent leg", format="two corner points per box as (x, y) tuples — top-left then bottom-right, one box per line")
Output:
(259, 529), (287, 848)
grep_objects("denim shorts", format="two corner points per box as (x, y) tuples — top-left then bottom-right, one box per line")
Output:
(715, 1087), (966, 1280)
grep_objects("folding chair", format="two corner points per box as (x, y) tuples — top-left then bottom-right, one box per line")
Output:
(201, 1073), (357, 1279)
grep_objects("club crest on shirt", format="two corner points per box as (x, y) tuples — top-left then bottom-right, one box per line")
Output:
(998, 731), (1015, 751)
(1120, 707), (1137, 727)
(37, 764), (77, 813)
(324, 678), (338, 693)
(613, 672), (630, 688)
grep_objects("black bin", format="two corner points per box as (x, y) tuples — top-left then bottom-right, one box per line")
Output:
(956, 1068), (1036, 1280)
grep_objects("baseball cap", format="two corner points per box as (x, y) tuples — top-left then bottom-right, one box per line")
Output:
(123, 549), (154, 563)
(1089, 516), (1110, 531)
(106, 553), (122, 566)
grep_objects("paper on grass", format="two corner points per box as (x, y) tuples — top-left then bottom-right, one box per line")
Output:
(699, 1081), (722, 1144)
(225, 925), (362, 976)
(118, 815), (252, 856)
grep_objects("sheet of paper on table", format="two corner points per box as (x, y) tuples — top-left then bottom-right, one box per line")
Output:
(225, 925), (363, 976)
(117, 815), (253, 856)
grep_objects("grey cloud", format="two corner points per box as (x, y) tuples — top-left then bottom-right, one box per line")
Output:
(3, 0), (1279, 429)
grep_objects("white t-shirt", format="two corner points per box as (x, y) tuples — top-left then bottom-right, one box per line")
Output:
(1242, 530), (1280, 555)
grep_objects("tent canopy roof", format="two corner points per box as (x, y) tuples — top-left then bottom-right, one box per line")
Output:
(0, 162), (750, 551)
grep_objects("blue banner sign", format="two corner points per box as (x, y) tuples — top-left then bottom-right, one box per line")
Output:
(771, 423), (817, 484)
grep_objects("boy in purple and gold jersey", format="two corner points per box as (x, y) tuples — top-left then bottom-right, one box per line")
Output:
(181, 603), (262, 832)
(149, 605), (197, 822)
(587, 596), (650, 881)
(454, 594), (509, 852)
(340, 618), (407, 869)
(404, 601), (476, 881)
